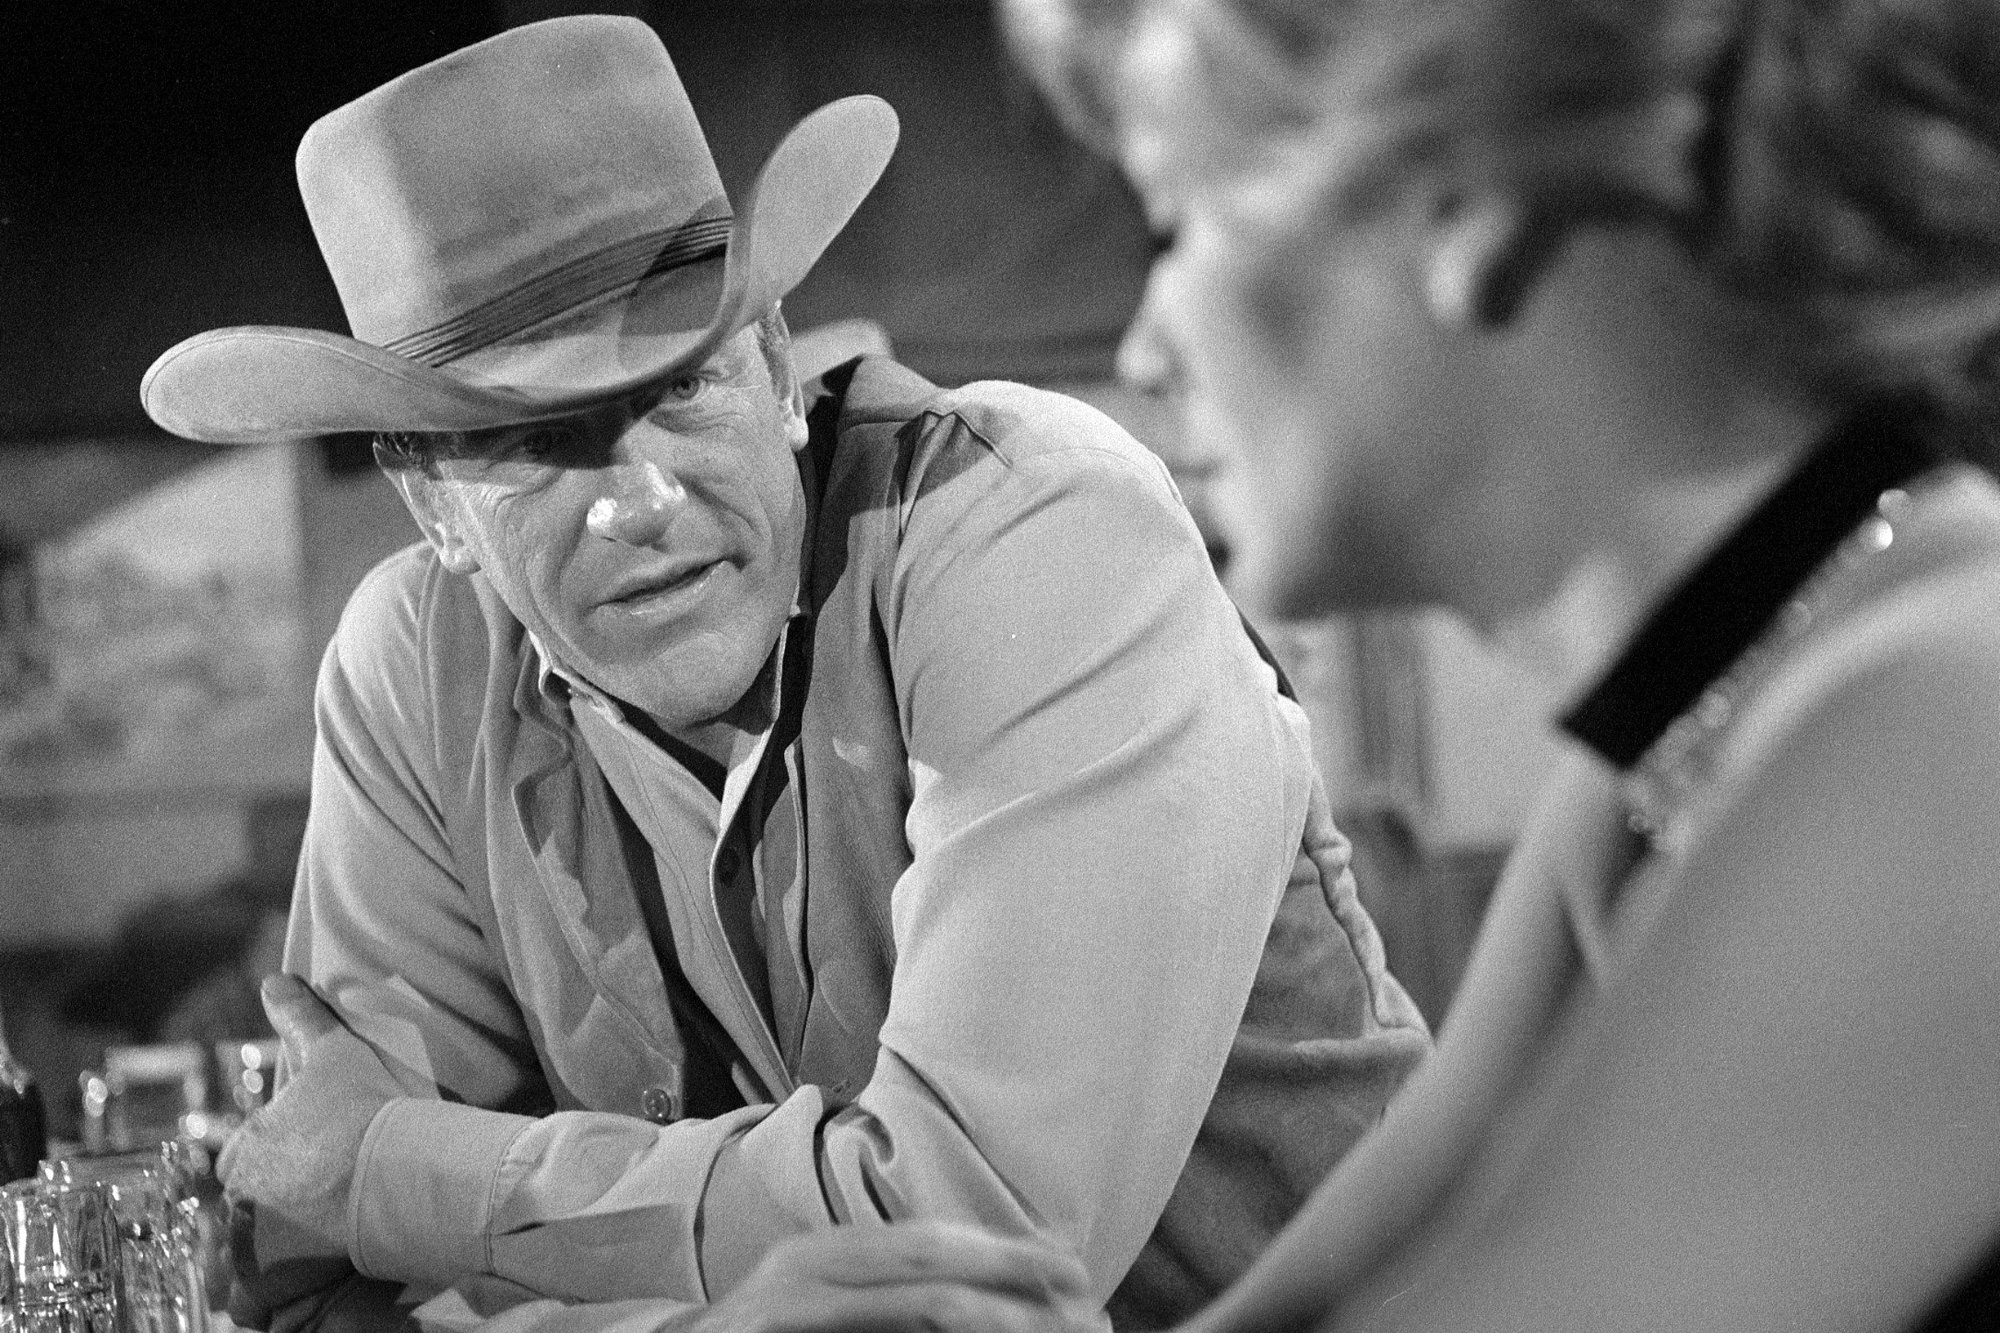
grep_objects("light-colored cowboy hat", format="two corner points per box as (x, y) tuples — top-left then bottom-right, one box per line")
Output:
(141, 15), (899, 445)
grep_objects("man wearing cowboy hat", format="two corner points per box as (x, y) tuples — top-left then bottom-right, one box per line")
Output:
(146, 15), (1429, 1333)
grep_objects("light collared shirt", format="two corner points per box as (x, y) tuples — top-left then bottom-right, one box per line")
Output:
(279, 360), (1429, 1331)
(531, 627), (803, 1092)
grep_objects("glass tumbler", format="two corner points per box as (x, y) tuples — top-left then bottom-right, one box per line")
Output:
(153, 1143), (220, 1321)
(39, 1152), (209, 1333)
(102, 1173), (202, 1333)
(1, 1177), (118, 1333)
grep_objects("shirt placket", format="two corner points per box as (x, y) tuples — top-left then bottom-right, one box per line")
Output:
(707, 606), (820, 1093)
(543, 651), (790, 1106)
(708, 725), (793, 1099)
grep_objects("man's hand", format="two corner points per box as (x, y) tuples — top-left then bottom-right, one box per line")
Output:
(692, 1222), (1106, 1333)
(218, 974), (410, 1268)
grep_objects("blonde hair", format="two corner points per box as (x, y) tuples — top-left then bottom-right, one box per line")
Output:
(1004, 0), (2000, 441)
(1000, 0), (1363, 155)
(1415, 0), (2000, 426)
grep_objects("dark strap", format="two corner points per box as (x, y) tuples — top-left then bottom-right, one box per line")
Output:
(1561, 398), (1940, 768)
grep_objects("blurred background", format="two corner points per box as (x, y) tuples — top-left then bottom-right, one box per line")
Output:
(0, 0), (1560, 1141)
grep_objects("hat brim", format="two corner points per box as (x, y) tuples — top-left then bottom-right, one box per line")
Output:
(141, 95), (900, 445)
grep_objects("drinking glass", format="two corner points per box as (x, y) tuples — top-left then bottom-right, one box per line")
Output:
(102, 1173), (202, 1333)
(1, 1177), (118, 1333)
(39, 1150), (211, 1333)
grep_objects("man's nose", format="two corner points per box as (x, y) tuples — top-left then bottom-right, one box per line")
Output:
(586, 458), (687, 546)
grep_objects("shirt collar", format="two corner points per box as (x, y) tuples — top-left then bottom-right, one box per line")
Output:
(527, 630), (608, 713)
(1560, 398), (1943, 769)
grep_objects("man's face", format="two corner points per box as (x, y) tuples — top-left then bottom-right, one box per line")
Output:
(397, 325), (810, 736)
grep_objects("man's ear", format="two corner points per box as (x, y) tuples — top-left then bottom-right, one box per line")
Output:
(780, 375), (810, 454)
(1423, 193), (1567, 331)
(755, 304), (812, 455)
(386, 469), (481, 574)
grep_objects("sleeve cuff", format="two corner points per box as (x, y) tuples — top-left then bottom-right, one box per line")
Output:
(350, 1097), (535, 1286)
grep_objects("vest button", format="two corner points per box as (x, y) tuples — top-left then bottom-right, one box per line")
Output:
(640, 1085), (680, 1124)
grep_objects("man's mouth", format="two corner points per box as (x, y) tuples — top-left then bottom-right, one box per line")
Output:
(604, 560), (721, 614)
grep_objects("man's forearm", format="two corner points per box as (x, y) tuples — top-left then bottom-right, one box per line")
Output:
(350, 1099), (762, 1301)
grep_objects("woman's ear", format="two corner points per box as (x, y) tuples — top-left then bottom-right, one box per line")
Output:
(1423, 194), (1568, 331)
(387, 469), (481, 574)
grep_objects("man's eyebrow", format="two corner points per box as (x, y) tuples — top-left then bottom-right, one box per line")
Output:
(702, 340), (757, 379)
(452, 413), (580, 454)
(647, 346), (749, 398)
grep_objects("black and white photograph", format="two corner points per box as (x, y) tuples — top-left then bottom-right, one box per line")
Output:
(2, 3), (1996, 1331)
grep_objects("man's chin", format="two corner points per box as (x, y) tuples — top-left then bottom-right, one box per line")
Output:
(592, 642), (773, 733)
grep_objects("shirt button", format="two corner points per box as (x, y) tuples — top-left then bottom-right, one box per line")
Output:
(715, 847), (742, 881)
(640, 1085), (680, 1124)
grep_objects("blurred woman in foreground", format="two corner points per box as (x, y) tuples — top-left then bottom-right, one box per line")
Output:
(1004, 0), (2000, 1328)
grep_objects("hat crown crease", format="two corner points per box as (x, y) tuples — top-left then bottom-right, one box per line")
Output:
(295, 15), (725, 349)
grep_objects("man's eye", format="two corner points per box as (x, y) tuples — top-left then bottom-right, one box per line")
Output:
(1148, 227), (1179, 259)
(518, 426), (574, 460)
(627, 372), (711, 421)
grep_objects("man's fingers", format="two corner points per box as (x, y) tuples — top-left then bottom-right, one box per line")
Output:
(768, 1223), (1091, 1301)
(260, 973), (343, 1057)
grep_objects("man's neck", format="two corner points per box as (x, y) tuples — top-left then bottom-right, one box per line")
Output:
(613, 700), (733, 798)
(529, 629), (778, 792)
(668, 690), (772, 771)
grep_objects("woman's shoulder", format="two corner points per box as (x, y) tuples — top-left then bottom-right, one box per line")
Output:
(1690, 469), (2000, 906)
